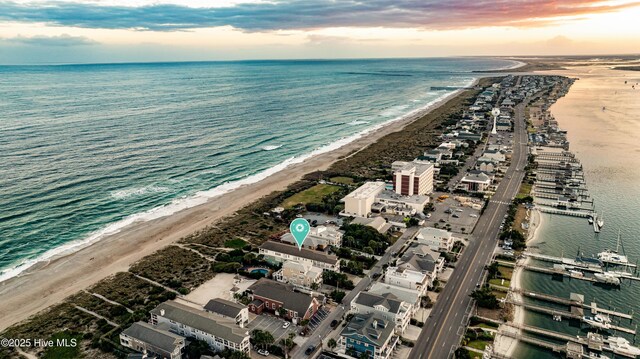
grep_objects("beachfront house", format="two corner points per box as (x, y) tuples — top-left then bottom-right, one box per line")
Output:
(339, 313), (398, 359)
(280, 224), (343, 250)
(120, 321), (185, 359)
(259, 240), (340, 272)
(203, 298), (249, 328)
(149, 301), (250, 354)
(272, 260), (323, 292)
(349, 292), (413, 334)
(246, 278), (321, 324)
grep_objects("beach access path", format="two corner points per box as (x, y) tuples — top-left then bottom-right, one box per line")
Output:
(408, 83), (533, 359)
(0, 86), (468, 332)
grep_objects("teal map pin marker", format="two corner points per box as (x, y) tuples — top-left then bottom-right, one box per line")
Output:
(290, 218), (310, 250)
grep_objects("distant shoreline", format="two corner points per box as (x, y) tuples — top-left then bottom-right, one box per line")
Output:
(0, 75), (487, 331)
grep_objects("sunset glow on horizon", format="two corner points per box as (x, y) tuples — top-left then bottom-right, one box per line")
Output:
(1, 0), (639, 64)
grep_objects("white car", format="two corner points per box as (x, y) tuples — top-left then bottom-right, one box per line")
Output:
(282, 321), (291, 329)
(257, 349), (270, 356)
(469, 214), (478, 218)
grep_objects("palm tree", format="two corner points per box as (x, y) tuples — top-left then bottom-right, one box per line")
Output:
(280, 332), (296, 359)
(327, 338), (337, 352)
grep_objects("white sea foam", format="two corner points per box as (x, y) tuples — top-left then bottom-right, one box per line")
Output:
(0, 84), (472, 284)
(347, 120), (370, 125)
(110, 185), (170, 199)
(261, 145), (282, 151)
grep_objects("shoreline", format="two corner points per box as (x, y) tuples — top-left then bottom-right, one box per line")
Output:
(0, 84), (465, 284)
(0, 78), (480, 332)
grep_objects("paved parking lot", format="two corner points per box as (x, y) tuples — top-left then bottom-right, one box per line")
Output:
(247, 314), (297, 343)
(306, 307), (330, 333)
(423, 193), (481, 235)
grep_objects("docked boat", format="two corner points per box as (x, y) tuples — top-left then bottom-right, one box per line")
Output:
(569, 269), (584, 278)
(583, 314), (612, 329)
(607, 336), (640, 357)
(597, 211), (604, 229)
(594, 272), (621, 285)
(588, 216), (594, 225)
(597, 231), (628, 265)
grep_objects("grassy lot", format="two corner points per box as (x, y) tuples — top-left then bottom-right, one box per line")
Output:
(467, 340), (489, 351)
(330, 176), (354, 184)
(498, 265), (513, 280)
(491, 290), (507, 299)
(513, 204), (528, 236)
(516, 182), (532, 199)
(489, 278), (511, 287)
(224, 238), (247, 249)
(476, 323), (499, 330)
(282, 183), (341, 208)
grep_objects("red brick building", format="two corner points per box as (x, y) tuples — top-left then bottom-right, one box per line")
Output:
(247, 278), (320, 323)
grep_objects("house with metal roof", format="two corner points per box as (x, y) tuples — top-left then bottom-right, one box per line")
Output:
(339, 313), (398, 359)
(120, 321), (185, 359)
(350, 292), (412, 334)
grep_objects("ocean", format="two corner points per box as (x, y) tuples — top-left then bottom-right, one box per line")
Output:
(0, 57), (516, 281)
(513, 67), (640, 358)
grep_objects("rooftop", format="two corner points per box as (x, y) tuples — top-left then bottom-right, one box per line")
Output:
(340, 313), (395, 347)
(248, 278), (316, 316)
(345, 181), (386, 199)
(150, 301), (248, 343)
(260, 241), (339, 265)
(121, 321), (184, 354)
(204, 298), (246, 318)
(354, 292), (405, 314)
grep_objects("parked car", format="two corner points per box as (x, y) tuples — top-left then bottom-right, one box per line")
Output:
(439, 219), (446, 223)
(257, 349), (270, 356)
(452, 213), (460, 218)
(330, 319), (339, 328)
(282, 321), (290, 329)
(372, 272), (381, 279)
(469, 214), (478, 218)
(305, 345), (316, 355)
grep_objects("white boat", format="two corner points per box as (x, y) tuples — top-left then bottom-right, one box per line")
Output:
(588, 352), (610, 359)
(593, 272), (621, 285)
(597, 231), (628, 265)
(569, 269), (584, 278)
(583, 314), (612, 329)
(597, 211), (604, 228)
(607, 336), (640, 357)
(588, 216), (594, 225)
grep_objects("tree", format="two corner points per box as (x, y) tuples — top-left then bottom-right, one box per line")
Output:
(251, 329), (274, 350)
(277, 307), (287, 318)
(280, 332), (296, 359)
(184, 339), (213, 358)
(470, 286), (499, 309)
(328, 338), (337, 351)
(310, 282), (320, 291)
(487, 261), (500, 280)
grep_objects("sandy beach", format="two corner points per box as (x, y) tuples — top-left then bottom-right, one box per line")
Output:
(0, 84), (473, 332)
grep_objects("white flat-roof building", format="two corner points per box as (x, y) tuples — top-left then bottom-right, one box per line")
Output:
(391, 160), (434, 196)
(374, 190), (430, 215)
(342, 181), (386, 218)
(416, 227), (455, 252)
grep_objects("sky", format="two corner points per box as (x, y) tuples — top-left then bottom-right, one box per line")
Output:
(0, 0), (639, 64)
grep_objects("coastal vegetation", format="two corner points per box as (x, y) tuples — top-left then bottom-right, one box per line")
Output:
(281, 183), (342, 208)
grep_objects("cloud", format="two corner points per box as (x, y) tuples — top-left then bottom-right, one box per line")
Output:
(0, 0), (638, 31)
(4, 34), (97, 46)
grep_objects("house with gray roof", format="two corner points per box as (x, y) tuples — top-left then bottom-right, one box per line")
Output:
(204, 298), (249, 328)
(246, 278), (321, 324)
(339, 313), (398, 359)
(350, 292), (413, 334)
(149, 300), (250, 354)
(120, 321), (185, 359)
(259, 240), (340, 272)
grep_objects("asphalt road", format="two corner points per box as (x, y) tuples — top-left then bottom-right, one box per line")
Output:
(408, 92), (532, 359)
(292, 227), (420, 358)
